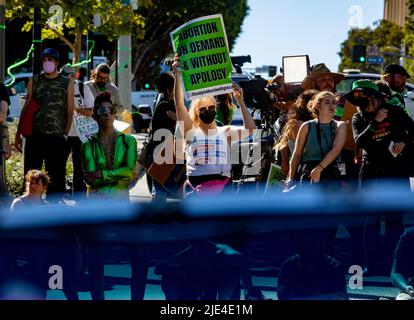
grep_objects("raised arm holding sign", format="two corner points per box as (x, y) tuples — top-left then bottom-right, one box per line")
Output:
(170, 14), (234, 100)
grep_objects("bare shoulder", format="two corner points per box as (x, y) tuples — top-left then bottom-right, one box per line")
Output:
(336, 120), (347, 128)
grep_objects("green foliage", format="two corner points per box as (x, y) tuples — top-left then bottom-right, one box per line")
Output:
(6, 121), (23, 196)
(132, 0), (249, 89)
(6, 1), (248, 85)
(6, 152), (24, 197)
(338, 20), (404, 73)
(5, 121), (74, 197)
(6, 0), (149, 63)
(405, 0), (414, 76)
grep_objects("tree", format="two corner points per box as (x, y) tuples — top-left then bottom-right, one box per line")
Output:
(404, 0), (414, 76)
(338, 20), (404, 74)
(132, 0), (249, 90)
(6, 0), (248, 89)
(6, 0), (149, 64)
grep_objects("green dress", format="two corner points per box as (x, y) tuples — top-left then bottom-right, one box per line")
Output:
(81, 130), (137, 198)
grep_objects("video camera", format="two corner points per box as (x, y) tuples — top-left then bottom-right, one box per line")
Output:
(230, 54), (275, 110)
(231, 55), (251, 74)
(238, 76), (275, 110)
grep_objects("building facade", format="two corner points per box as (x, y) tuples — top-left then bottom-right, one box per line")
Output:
(384, 0), (408, 26)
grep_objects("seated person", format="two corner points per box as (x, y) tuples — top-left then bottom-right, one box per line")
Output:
(390, 226), (414, 300)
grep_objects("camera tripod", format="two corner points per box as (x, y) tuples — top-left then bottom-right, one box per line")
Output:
(235, 107), (279, 192)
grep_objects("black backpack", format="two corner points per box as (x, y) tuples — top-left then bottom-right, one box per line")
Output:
(78, 81), (85, 99)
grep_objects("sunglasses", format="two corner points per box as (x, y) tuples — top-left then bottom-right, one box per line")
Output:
(199, 105), (216, 112)
(96, 106), (116, 116)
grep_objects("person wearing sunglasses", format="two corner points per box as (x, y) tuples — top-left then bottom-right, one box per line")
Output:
(81, 92), (136, 198)
(162, 55), (260, 301)
(172, 54), (256, 195)
(81, 92), (149, 300)
(85, 63), (122, 112)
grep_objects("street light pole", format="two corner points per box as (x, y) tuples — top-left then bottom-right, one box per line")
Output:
(0, 0), (6, 82)
(0, 0), (7, 199)
(117, 0), (133, 115)
(32, 6), (41, 76)
(400, 40), (406, 67)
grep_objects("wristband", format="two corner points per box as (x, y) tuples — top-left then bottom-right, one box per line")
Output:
(318, 164), (325, 170)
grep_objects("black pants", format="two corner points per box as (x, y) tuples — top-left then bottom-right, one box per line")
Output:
(87, 241), (149, 300)
(64, 136), (86, 195)
(24, 133), (66, 196)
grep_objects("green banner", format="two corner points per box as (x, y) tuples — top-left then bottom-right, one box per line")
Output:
(170, 14), (233, 100)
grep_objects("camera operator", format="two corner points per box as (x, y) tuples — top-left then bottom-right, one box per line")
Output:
(269, 75), (294, 113)
(350, 80), (414, 189)
(269, 75), (296, 139)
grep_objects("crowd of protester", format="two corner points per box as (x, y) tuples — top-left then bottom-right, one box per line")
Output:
(0, 48), (414, 300)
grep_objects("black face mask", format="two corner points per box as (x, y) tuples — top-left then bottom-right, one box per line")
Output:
(199, 108), (216, 124)
(96, 81), (106, 89)
(362, 110), (375, 121)
(355, 97), (370, 109)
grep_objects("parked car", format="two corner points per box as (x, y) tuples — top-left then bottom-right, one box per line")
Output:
(131, 90), (159, 132)
(131, 90), (158, 113)
(4, 72), (32, 121)
(336, 69), (414, 118)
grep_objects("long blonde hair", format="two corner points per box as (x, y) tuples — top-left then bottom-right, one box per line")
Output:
(188, 96), (217, 127)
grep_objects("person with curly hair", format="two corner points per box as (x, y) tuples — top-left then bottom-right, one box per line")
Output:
(275, 89), (318, 175)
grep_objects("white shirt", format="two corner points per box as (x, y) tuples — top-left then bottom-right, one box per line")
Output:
(186, 126), (236, 177)
(68, 81), (95, 137)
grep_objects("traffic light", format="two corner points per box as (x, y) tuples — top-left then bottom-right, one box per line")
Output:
(144, 83), (150, 89)
(352, 45), (367, 63)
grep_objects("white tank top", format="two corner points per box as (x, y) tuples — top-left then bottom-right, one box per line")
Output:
(186, 126), (231, 177)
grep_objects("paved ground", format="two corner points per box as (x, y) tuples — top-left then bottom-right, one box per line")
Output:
(46, 263), (400, 300)
(44, 134), (402, 300)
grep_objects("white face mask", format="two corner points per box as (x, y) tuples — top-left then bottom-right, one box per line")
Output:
(43, 61), (56, 74)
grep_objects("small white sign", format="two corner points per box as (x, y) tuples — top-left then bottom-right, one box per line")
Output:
(388, 141), (399, 158)
(114, 119), (130, 133)
(74, 114), (99, 143)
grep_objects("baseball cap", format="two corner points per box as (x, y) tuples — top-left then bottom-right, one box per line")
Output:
(41, 48), (60, 60)
(384, 64), (410, 79)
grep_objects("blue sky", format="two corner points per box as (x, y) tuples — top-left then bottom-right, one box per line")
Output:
(231, 0), (384, 72)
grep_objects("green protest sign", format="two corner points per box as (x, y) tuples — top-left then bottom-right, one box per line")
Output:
(170, 14), (233, 100)
(265, 163), (284, 193)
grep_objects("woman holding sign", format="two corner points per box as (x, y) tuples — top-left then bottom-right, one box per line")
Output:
(172, 54), (256, 195)
(167, 54), (262, 300)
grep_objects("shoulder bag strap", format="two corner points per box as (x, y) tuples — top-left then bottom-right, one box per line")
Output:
(31, 75), (40, 99)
